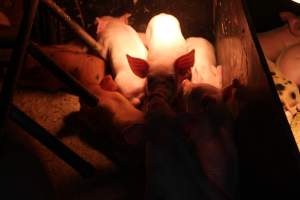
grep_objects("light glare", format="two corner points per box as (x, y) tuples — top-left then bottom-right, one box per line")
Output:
(291, 0), (300, 3)
(152, 15), (181, 43)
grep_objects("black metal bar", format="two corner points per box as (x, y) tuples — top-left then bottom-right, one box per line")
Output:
(0, 26), (18, 48)
(0, 0), (40, 141)
(0, 38), (16, 48)
(41, 0), (103, 58)
(28, 41), (99, 107)
(10, 104), (95, 178)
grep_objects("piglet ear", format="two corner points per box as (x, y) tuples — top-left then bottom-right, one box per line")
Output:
(222, 79), (240, 102)
(100, 75), (119, 91)
(280, 11), (300, 36)
(127, 54), (149, 78)
(95, 17), (105, 35)
(119, 13), (131, 24)
(174, 49), (195, 76)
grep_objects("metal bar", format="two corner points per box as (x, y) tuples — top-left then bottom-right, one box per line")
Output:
(28, 41), (99, 107)
(0, 38), (16, 48)
(0, 26), (18, 48)
(0, 0), (40, 142)
(10, 104), (95, 178)
(41, 0), (103, 58)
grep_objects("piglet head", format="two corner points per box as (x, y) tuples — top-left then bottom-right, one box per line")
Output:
(280, 11), (300, 36)
(174, 49), (195, 84)
(180, 79), (240, 118)
(95, 13), (131, 36)
(126, 49), (195, 83)
(127, 49), (194, 110)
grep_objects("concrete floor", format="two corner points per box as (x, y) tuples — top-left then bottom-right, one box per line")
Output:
(0, 88), (144, 200)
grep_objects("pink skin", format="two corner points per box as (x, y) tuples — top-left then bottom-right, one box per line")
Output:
(95, 13), (131, 37)
(180, 79), (238, 113)
(76, 75), (145, 147)
(258, 11), (300, 62)
(87, 75), (144, 127)
(180, 79), (239, 199)
(126, 13), (195, 89)
(183, 115), (238, 200)
(137, 32), (147, 47)
(277, 43), (300, 86)
(185, 37), (222, 88)
(144, 13), (190, 75)
(95, 13), (147, 106)
(22, 45), (105, 91)
(99, 75), (120, 92)
(41, 47), (105, 86)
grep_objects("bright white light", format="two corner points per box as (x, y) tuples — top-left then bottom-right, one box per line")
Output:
(151, 14), (182, 44)
(291, 0), (300, 3)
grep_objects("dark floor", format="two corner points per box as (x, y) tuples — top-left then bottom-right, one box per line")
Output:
(0, 89), (144, 200)
(0, 138), (54, 200)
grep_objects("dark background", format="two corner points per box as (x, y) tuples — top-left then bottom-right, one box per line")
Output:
(24, 0), (300, 44)
(245, 0), (300, 32)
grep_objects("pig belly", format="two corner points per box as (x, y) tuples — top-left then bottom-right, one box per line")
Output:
(277, 43), (300, 86)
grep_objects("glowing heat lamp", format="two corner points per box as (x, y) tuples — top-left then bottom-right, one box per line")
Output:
(151, 14), (183, 44)
(291, 0), (300, 3)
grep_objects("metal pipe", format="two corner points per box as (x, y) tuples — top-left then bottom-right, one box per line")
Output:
(28, 42), (99, 107)
(10, 105), (95, 178)
(41, 0), (103, 58)
(0, 0), (40, 142)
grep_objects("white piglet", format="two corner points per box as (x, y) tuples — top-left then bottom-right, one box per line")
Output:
(95, 14), (148, 106)
(258, 11), (300, 62)
(127, 13), (195, 85)
(277, 43), (300, 86)
(186, 37), (222, 88)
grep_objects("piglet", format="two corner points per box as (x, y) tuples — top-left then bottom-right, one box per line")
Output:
(186, 37), (222, 88)
(127, 13), (195, 92)
(89, 75), (145, 128)
(258, 11), (300, 61)
(63, 75), (145, 168)
(22, 45), (105, 91)
(95, 13), (148, 106)
(277, 43), (300, 87)
(178, 79), (239, 200)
